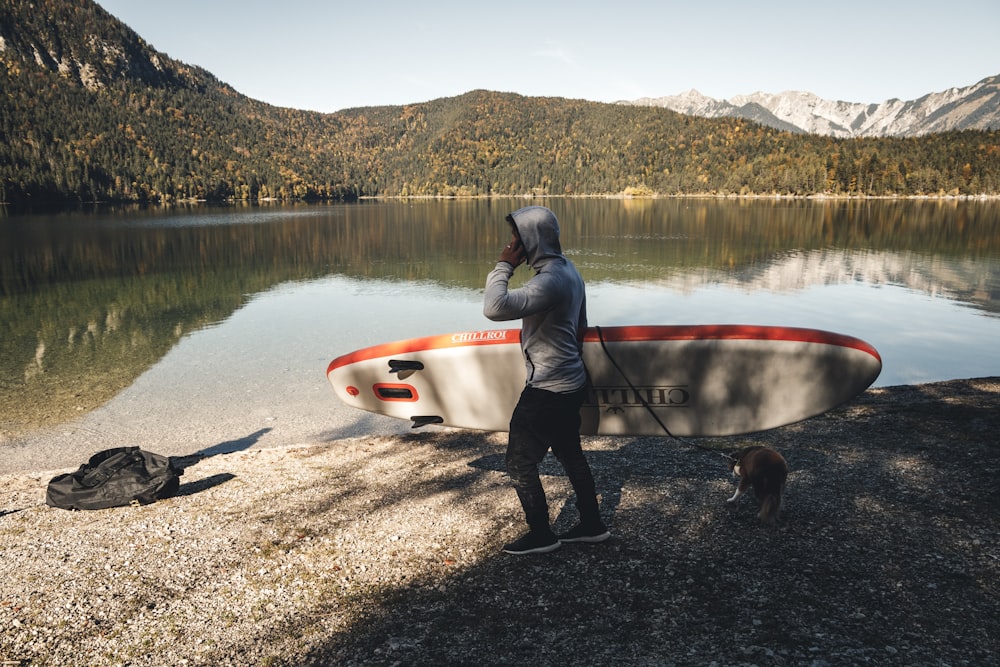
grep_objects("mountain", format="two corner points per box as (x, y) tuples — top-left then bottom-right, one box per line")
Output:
(2, 0), (1000, 206)
(0, 0), (230, 93)
(624, 76), (1000, 138)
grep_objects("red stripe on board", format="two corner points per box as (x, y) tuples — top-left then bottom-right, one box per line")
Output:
(327, 329), (519, 374)
(583, 325), (882, 361)
(327, 324), (881, 376)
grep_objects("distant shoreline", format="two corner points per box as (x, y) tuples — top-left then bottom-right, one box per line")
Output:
(5, 192), (1000, 209)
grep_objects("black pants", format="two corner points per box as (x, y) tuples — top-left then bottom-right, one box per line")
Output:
(506, 385), (600, 531)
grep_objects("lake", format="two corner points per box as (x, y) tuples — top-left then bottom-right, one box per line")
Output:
(2, 198), (999, 473)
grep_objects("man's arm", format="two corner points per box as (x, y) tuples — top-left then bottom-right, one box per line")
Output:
(484, 236), (530, 321)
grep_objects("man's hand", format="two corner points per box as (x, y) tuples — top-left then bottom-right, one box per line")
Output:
(499, 236), (527, 267)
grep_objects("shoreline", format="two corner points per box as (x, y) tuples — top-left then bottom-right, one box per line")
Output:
(2, 376), (998, 665)
(0, 375), (988, 479)
(6, 191), (1000, 210)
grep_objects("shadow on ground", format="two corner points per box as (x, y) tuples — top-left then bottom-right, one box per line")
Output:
(284, 379), (1000, 666)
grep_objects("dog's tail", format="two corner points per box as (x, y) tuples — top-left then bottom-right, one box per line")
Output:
(757, 483), (784, 525)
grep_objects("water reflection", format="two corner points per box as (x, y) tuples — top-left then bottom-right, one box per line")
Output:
(1, 199), (998, 437)
(5, 199), (999, 295)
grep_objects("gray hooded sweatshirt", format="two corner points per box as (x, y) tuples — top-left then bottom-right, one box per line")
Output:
(483, 206), (588, 393)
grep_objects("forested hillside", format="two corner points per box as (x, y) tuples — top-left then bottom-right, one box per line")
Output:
(2, 0), (1000, 206)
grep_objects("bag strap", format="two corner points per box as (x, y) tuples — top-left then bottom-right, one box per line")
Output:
(79, 449), (145, 488)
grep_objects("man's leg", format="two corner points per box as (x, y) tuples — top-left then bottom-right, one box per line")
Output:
(551, 388), (610, 543)
(504, 387), (560, 554)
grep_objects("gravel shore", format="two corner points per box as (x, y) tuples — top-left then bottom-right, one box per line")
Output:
(2, 377), (998, 666)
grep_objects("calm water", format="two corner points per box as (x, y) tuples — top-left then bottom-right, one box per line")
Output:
(2, 198), (999, 460)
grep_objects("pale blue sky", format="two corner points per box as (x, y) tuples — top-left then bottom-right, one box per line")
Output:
(96, 1), (999, 113)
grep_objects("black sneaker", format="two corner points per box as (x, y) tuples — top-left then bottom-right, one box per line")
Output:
(558, 522), (611, 543)
(502, 529), (561, 555)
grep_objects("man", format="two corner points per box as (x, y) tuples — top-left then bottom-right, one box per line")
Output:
(483, 206), (610, 555)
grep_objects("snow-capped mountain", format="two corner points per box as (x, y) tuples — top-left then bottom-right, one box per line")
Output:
(623, 75), (1000, 138)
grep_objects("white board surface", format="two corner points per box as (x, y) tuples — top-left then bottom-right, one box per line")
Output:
(326, 325), (882, 437)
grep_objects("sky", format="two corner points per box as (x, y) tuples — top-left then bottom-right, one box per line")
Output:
(95, 1), (999, 114)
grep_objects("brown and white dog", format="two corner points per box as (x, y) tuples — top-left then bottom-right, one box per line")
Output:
(726, 445), (788, 525)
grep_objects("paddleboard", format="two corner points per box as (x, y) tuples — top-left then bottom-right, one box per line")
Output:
(326, 325), (882, 437)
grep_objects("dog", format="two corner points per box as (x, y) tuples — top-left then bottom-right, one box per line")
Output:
(726, 445), (788, 525)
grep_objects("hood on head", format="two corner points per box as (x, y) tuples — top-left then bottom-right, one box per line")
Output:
(506, 206), (562, 267)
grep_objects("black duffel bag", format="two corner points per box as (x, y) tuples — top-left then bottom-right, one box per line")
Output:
(46, 447), (182, 510)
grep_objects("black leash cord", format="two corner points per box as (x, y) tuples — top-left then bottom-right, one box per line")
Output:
(594, 325), (731, 459)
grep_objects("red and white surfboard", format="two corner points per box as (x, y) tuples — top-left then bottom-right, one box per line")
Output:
(326, 325), (882, 437)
